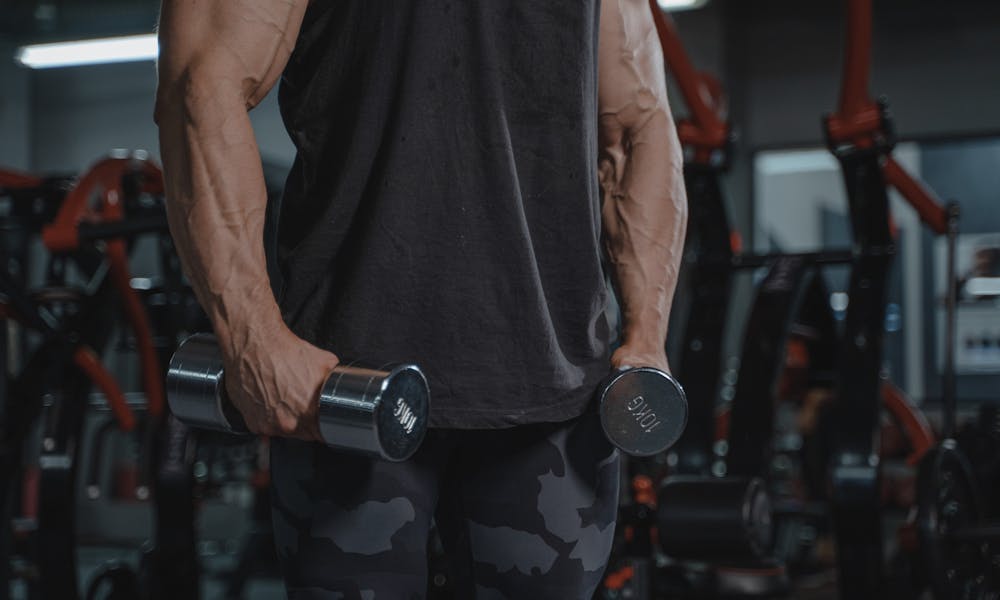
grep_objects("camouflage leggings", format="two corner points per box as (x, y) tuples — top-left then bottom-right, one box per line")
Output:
(270, 411), (620, 599)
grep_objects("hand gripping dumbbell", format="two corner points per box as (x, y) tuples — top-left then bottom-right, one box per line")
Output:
(599, 367), (688, 456)
(166, 333), (429, 462)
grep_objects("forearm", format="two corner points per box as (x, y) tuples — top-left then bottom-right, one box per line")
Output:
(153, 0), (332, 439)
(154, 0), (307, 363)
(599, 110), (687, 356)
(156, 82), (282, 359)
(597, 0), (688, 363)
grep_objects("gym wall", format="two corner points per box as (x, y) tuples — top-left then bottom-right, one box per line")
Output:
(6, 1), (1000, 184)
(730, 0), (1000, 149)
(0, 41), (31, 171)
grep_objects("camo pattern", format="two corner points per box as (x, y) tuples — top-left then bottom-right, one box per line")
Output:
(270, 411), (620, 599)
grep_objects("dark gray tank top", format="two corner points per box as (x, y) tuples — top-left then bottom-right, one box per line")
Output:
(276, 0), (610, 428)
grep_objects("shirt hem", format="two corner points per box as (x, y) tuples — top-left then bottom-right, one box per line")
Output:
(426, 389), (598, 429)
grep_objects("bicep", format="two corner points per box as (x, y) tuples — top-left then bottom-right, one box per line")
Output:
(597, 0), (671, 134)
(156, 0), (309, 109)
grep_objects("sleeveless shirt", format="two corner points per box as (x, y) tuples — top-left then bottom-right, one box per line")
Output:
(276, 0), (611, 428)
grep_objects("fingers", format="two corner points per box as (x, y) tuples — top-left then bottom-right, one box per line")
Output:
(611, 345), (671, 373)
(227, 341), (337, 443)
(274, 409), (322, 442)
(244, 407), (320, 441)
(291, 418), (323, 442)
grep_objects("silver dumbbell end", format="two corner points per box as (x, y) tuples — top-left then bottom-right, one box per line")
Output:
(166, 333), (429, 462)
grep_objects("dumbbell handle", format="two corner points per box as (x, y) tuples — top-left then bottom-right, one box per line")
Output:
(166, 333), (429, 461)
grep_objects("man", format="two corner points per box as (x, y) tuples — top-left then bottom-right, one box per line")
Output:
(155, 0), (686, 597)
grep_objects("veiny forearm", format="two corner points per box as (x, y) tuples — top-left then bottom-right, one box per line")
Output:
(600, 111), (687, 355)
(157, 82), (283, 360)
(598, 0), (688, 359)
(154, 0), (307, 364)
(153, 0), (333, 439)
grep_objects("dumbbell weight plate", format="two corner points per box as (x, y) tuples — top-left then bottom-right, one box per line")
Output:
(600, 367), (688, 457)
(319, 362), (428, 462)
(166, 333), (250, 434)
(658, 476), (773, 561)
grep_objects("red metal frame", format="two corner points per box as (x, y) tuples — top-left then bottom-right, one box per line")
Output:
(649, 0), (945, 233)
(827, 0), (882, 147)
(41, 156), (167, 422)
(0, 302), (136, 431)
(648, 0), (729, 163)
(73, 347), (137, 431)
(42, 156), (164, 252)
(880, 381), (934, 466)
(713, 379), (933, 466)
(827, 0), (948, 236)
(882, 157), (948, 235)
(0, 168), (44, 190)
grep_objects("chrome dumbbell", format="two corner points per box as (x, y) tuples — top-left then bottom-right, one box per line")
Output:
(166, 334), (429, 462)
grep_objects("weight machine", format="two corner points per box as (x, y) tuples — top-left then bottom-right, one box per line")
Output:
(602, 1), (959, 597)
(0, 156), (203, 599)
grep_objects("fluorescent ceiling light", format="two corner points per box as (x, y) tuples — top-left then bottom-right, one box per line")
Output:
(15, 33), (158, 69)
(658, 0), (709, 11)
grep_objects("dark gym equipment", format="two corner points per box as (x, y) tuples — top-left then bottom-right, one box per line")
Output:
(668, 162), (733, 477)
(658, 476), (773, 561)
(606, 3), (962, 599)
(727, 256), (824, 480)
(0, 157), (171, 599)
(822, 140), (895, 600)
(0, 156), (210, 600)
(914, 440), (992, 599)
(167, 333), (430, 462)
(600, 367), (688, 457)
(821, 1), (957, 595)
(85, 560), (141, 600)
(659, 256), (825, 571)
(140, 235), (203, 600)
(899, 189), (1000, 596)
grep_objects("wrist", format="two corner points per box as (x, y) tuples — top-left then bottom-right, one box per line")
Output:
(207, 288), (287, 361)
(611, 343), (670, 373)
(619, 328), (666, 356)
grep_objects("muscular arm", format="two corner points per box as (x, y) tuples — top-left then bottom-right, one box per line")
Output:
(597, 0), (688, 372)
(156, 0), (337, 438)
